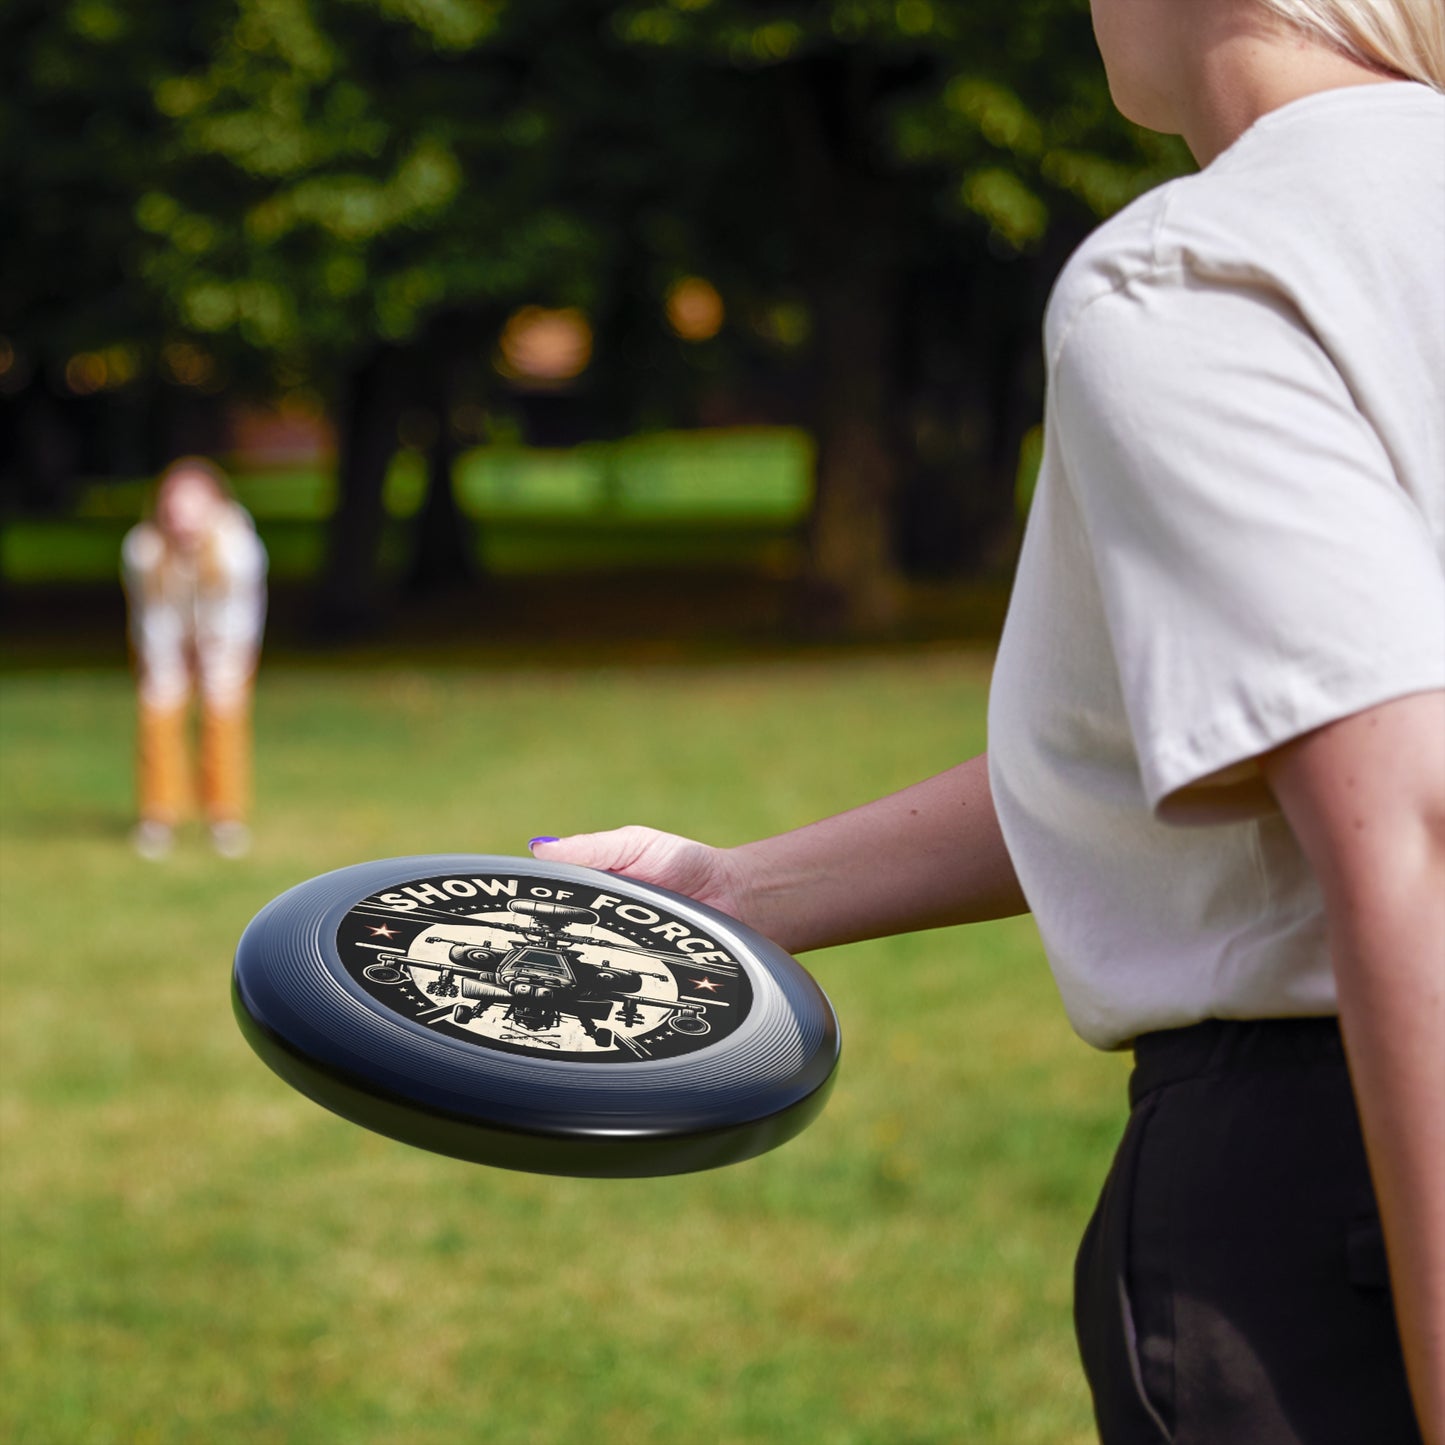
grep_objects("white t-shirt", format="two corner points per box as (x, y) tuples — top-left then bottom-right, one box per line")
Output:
(122, 502), (268, 709)
(988, 82), (1445, 1051)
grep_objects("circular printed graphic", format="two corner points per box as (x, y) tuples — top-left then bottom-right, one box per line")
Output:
(336, 871), (753, 1063)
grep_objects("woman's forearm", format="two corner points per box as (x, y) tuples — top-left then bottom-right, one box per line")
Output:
(728, 752), (1028, 955)
(1265, 690), (1445, 1444)
(1330, 854), (1445, 1445)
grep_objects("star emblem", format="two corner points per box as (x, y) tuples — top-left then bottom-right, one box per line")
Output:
(689, 976), (721, 993)
(368, 923), (399, 939)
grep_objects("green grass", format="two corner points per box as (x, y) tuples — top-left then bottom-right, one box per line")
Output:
(0, 654), (1127, 1444)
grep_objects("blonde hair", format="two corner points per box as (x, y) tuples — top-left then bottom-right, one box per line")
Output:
(1257, 0), (1445, 89)
(149, 456), (238, 594)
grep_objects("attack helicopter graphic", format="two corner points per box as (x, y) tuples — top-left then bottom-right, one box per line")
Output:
(355, 897), (735, 1056)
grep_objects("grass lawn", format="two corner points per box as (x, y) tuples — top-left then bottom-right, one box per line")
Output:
(0, 652), (1127, 1444)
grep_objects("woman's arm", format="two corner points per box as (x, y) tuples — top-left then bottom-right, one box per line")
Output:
(1263, 690), (1445, 1445)
(532, 752), (1028, 955)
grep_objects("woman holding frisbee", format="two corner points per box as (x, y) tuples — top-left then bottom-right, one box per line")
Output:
(533, 1), (1445, 1439)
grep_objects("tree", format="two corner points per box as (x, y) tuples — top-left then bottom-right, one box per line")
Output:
(605, 0), (1191, 627)
(3, 0), (1189, 633)
(0, 0), (228, 506)
(124, 0), (613, 631)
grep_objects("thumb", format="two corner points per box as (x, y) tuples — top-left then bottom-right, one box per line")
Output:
(528, 827), (650, 873)
(528, 827), (737, 918)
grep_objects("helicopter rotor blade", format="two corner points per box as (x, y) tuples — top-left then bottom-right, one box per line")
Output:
(351, 903), (739, 974)
(352, 902), (543, 939)
(572, 939), (739, 972)
(351, 900), (502, 929)
(466, 920), (542, 940)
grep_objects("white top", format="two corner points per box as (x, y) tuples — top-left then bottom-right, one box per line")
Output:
(122, 502), (268, 709)
(988, 83), (1445, 1050)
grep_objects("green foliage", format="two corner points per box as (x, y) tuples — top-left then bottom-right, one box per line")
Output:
(607, 0), (1189, 248)
(0, 657), (1128, 1443)
(127, 0), (597, 368)
(2, 0), (1190, 386)
(0, 1), (184, 362)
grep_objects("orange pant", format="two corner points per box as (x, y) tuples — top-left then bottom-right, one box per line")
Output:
(137, 693), (252, 826)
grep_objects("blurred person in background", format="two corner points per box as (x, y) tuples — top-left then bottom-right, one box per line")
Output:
(531, 0), (1445, 1441)
(122, 457), (267, 860)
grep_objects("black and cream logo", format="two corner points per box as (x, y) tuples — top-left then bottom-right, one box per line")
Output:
(337, 872), (752, 1063)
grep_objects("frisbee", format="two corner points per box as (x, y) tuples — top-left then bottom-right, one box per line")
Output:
(232, 855), (839, 1177)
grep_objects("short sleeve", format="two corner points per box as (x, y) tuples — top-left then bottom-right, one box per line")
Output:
(1053, 273), (1445, 822)
(121, 523), (162, 590)
(212, 506), (267, 583)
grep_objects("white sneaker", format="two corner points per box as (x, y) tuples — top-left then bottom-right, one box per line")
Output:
(210, 821), (252, 859)
(132, 820), (174, 861)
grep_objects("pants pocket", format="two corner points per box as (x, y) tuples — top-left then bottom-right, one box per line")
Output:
(1074, 1094), (1173, 1444)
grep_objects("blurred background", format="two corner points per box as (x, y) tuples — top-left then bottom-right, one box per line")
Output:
(1, 2), (1190, 1441)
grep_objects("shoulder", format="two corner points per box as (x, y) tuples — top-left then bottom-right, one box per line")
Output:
(122, 522), (165, 574)
(213, 503), (267, 572)
(1045, 83), (1445, 368)
(1043, 182), (1182, 363)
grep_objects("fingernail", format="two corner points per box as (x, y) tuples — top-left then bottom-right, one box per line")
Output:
(528, 836), (559, 850)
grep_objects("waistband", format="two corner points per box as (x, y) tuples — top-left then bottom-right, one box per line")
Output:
(1129, 1016), (1344, 1108)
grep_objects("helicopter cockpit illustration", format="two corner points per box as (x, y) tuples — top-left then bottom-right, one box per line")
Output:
(361, 897), (720, 1051)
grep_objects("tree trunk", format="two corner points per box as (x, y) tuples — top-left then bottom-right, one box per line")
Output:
(780, 58), (907, 635)
(804, 270), (905, 633)
(405, 357), (475, 597)
(313, 345), (404, 641)
(6, 381), (81, 513)
(892, 237), (1057, 580)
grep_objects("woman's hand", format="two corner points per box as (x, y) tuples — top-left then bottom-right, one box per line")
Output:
(530, 827), (756, 925)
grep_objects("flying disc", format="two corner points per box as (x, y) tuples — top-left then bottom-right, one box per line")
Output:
(232, 855), (839, 1177)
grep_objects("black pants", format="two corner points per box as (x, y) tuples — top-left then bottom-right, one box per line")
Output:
(1074, 1018), (1422, 1445)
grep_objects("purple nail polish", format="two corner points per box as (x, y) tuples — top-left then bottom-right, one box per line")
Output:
(528, 836), (559, 849)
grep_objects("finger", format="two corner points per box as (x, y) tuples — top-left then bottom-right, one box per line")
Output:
(529, 828), (646, 872)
